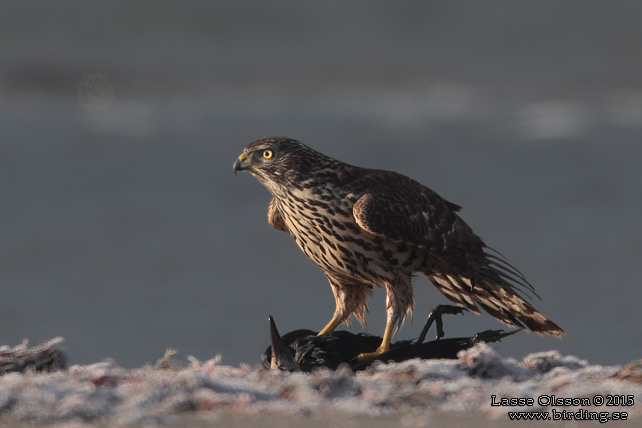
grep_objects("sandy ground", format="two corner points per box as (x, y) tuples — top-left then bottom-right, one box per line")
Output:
(1, 341), (640, 427)
(180, 412), (641, 428)
(0, 413), (585, 428)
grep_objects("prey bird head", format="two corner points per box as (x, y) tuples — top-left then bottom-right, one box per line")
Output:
(233, 137), (329, 190)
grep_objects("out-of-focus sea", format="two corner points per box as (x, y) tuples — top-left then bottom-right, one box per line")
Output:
(1, 1), (640, 368)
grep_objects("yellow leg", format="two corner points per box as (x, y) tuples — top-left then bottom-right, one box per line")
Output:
(317, 314), (342, 336)
(357, 318), (395, 360)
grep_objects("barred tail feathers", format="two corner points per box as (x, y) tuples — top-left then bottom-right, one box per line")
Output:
(425, 271), (564, 337)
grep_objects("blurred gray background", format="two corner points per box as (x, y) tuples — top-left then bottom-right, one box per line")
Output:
(1, 1), (640, 368)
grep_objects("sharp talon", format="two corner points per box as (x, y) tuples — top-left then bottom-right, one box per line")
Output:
(416, 304), (469, 345)
(357, 348), (388, 361)
(317, 315), (342, 337)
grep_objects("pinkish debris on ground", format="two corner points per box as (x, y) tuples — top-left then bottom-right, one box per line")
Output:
(0, 340), (640, 427)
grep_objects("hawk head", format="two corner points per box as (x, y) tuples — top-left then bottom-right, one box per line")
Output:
(233, 137), (327, 190)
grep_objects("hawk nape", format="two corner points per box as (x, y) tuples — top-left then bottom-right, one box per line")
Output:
(233, 137), (563, 360)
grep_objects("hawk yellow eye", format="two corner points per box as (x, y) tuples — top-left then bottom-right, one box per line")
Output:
(262, 149), (274, 159)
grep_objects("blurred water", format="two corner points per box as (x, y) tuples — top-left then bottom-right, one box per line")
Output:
(1, 1), (641, 367)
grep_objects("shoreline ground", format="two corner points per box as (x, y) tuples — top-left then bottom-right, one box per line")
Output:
(1, 341), (640, 427)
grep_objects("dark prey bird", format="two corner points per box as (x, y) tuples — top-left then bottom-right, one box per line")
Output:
(263, 308), (519, 372)
(234, 137), (563, 360)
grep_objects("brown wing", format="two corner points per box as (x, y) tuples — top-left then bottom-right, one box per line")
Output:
(350, 171), (467, 258)
(350, 170), (564, 337)
(267, 197), (289, 233)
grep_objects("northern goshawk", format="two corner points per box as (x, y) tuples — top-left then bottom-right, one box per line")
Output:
(234, 137), (563, 359)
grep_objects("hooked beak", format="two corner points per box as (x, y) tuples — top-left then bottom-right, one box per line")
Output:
(268, 315), (299, 371)
(233, 152), (251, 175)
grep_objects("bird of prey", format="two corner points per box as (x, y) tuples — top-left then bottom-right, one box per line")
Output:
(233, 137), (563, 359)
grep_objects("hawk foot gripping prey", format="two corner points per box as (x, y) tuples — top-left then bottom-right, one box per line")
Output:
(235, 137), (564, 357)
(263, 309), (519, 371)
(355, 320), (395, 361)
(357, 304), (467, 361)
